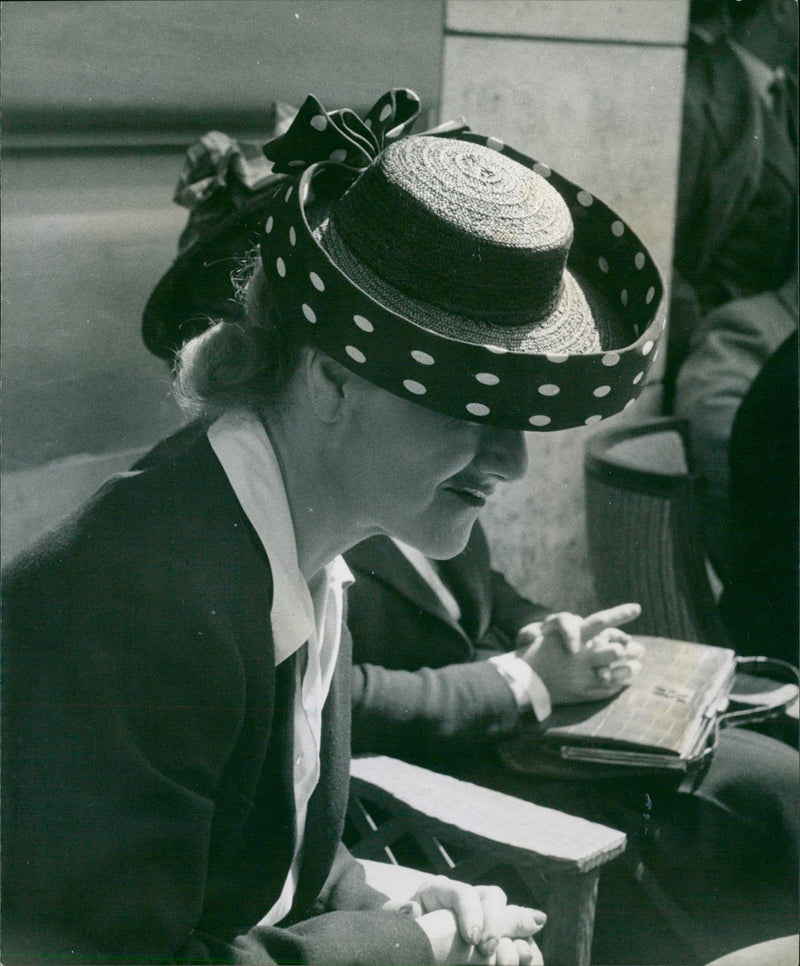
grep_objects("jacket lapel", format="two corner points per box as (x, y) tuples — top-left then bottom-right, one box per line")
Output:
(345, 536), (469, 638)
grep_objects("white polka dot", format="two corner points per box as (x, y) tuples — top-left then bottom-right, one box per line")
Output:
(601, 352), (620, 367)
(646, 286), (656, 304)
(354, 315), (374, 333)
(345, 345), (366, 364)
(620, 289), (628, 306)
(486, 136), (504, 151)
(276, 257), (286, 277)
(302, 303), (316, 323)
(533, 162), (551, 178)
(538, 384), (560, 397)
(309, 272), (325, 291)
(466, 403), (490, 417)
(475, 372), (500, 385)
(546, 352), (569, 363)
(585, 414), (603, 425)
(403, 379), (427, 395)
(611, 220), (624, 237)
(310, 114), (328, 132)
(484, 345), (507, 354)
(379, 103), (392, 122)
(528, 414), (551, 427)
(289, 226), (296, 246)
(577, 190), (594, 207)
(265, 215), (274, 234)
(288, 159), (305, 169)
(593, 385), (611, 398)
(633, 371), (644, 385)
(411, 350), (435, 365)
(329, 148), (347, 163)
(635, 252), (646, 270)
(598, 257), (609, 273)
(285, 186), (293, 202)
(642, 341), (654, 356)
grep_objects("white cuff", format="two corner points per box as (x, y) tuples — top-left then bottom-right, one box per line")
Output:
(489, 652), (552, 721)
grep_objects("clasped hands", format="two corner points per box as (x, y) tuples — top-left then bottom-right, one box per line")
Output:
(384, 876), (545, 964)
(515, 603), (644, 705)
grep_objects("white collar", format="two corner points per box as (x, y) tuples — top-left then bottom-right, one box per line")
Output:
(207, 408), (352, 664)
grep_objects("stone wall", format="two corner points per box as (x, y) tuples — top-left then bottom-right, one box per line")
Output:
(441, 0), (688, 612)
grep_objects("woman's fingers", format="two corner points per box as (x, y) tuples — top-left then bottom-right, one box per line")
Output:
(541, 604), (643, 657)
(494, 936), (519, 964)
(494, 938), (543, 966)
(500, 905), (547, 938)
(382, 897), (423, 918)
(541, 612), (585, 654)
(580, 603), (641, 642)
(414, 876), (484, 945)
(474, 885), (508, 956)
(594, 658), (643, 686)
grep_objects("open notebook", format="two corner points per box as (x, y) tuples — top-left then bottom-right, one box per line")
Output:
(509, 637), (739, 772)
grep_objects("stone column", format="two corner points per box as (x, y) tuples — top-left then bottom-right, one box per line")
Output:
(440, 0), (688, 612)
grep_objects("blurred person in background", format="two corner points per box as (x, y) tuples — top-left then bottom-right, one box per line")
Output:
(673, 274), (797, 582)
(665, 0), (797, 406)
(721, 328), (798, 665)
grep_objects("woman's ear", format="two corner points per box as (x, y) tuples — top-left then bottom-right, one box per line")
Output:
(302, 348), (351, 423)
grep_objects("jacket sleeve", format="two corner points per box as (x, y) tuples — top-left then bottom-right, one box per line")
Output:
(351, 660), (521, 760)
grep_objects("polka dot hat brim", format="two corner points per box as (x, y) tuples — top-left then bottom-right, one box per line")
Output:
(261, 125), (664, 431)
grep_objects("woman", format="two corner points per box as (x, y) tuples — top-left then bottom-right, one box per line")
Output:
(3, 90), (664, 965)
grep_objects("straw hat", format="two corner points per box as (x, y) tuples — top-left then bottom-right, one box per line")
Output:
(145, 90), (664, 431)
(261, 90), (663, 431)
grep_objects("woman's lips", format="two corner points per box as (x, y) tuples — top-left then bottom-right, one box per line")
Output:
(443, 484), (492, 508)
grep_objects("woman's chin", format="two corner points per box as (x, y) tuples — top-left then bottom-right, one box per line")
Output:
(404, 519), (476, 561)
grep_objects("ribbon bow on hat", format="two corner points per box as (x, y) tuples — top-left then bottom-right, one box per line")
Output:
(264, 88), (430, 174)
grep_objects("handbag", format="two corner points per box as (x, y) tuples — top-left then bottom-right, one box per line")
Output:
(498, 637), (799, 788)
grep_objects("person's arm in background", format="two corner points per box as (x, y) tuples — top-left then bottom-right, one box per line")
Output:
(351, 659), (523, 759)
(673, 281), (797, 578)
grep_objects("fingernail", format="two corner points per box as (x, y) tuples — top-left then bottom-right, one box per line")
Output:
(470, 926), (481, 945)
(481, 938), (499, 956)
(397, 902), (416, 916)
(535, 911), (548, 925)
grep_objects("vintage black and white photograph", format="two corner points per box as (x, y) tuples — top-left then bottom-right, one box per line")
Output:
(2, 2), (798, 964)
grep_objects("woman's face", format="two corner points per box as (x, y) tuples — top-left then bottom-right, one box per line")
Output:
(341, 374), (528, 558)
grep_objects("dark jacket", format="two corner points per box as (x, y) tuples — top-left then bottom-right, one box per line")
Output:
(346, 527), (548, 765)
(667, 27), (797, 399)
(2, 430), (431, 965)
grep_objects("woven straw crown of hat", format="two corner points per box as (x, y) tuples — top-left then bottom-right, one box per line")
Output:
(311, 136), (626, 354)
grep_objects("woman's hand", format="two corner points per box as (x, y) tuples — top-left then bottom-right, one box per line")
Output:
(386, 876), (546, 964)
(515, 604), (644, 705)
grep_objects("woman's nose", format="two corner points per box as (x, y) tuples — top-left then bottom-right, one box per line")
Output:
(476, 427), (528, 482)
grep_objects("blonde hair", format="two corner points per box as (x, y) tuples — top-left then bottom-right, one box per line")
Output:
(173, 252), (303, 419)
